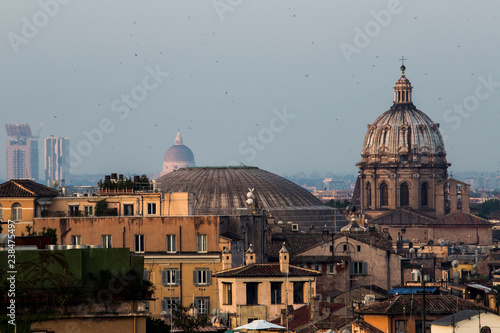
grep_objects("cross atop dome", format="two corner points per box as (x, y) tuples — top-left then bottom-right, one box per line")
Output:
(394, 59), (413, 104)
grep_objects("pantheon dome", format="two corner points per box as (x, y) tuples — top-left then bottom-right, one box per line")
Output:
(155, 166), (345, 230)
(356, 64), (450, 218)
(161, 131), (195, 176)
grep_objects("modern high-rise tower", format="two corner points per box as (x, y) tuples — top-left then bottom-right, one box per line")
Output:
(5, 124), (39, 182)
(44, 136), (70, 187)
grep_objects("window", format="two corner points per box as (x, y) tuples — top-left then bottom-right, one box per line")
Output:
(68, 204), (80, 217)
(395, 320), (406, 333)
(84, 205), (93, 216)
(400, 183), (409, 206)
(11, 203), (22, 221)
(124, 204), (134, 216)
(246, 282), (259, 305)
(193, 269), (211, 285)
(101, 235), (112, 248)
(162, 269), (180, 286)
(147, 203), (157, 215)
(223, 283), (233, 305)
(313, 264), (320, 271)
(71, 235), (81, 245)
(0, 203), (3, 220)
(380, 183), (389, 206)
(135, 234), (145, 253)
(161, 298), (180, 312)
(144, 269), (149, 281)
(420, 183), (428, 207)
(366, 182), (372, 207)
(343, 244), (348, 252)
(356, 245), (361, 252)
(328, 264), (335, 274)
(197, 234), (207, 253)
(350, 261), (368, 276)
(166, 234), (177, 253)
(293, 281), (304, 304)
(195, 297), (210, 315)
(271, 282), (282, 304)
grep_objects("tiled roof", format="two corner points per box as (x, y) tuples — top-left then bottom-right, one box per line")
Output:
(0, 179), (59, 197)
(431, 212), (492, 226)
(213, 263), (321, 278)
(431, 310), (487, 326)
(270, 305), (311, 330)
(352, 319), (384, 333)
(291, 255), (349, 264)
(357, 295), (493, 316)
(369, 209), (434, 226)
(267, 234), (325, 261)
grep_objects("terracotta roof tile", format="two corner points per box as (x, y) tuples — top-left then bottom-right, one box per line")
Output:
(0, 179), (59, 197)
(352, 319), (384, 333)
(213, 263), (321, 278)
(431, 212), (492, 226)
(357, 295), (493, 316)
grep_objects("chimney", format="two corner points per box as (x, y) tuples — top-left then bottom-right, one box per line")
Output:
(245, 244), (256, 265)
(279, 242), (289, 274)
(222, 247), (232, 270)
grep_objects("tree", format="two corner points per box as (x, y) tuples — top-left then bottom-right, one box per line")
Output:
(475, 198), (500, 219)
(147, 317), (171, 333)
(95, 199), (108, 216)
(171, 304), (209, 333)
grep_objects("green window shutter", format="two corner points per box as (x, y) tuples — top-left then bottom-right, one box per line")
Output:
(193, 270), (199, 285)
(175, 269), (181, 285)
(207, 270), (212, 285)
(162, 270), (167, 285)
(362, 262), (368, 275)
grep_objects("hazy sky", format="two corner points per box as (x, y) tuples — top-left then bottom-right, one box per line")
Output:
(1, 1), (499, 179)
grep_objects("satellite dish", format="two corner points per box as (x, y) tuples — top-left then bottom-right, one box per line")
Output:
(212, 308), (220, 316)
(247, 191), (254, 199)
(453, 271), (461, 279)
(246, 198), (254, 205)
(452, 260), (460, 268)
(52, 180), (59, 188)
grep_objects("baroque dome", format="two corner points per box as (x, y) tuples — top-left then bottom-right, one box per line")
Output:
(359, 66), (447, 166)
(163, 131), (195, 163)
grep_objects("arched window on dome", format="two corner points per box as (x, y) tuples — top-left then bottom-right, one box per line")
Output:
(400, 183), (409, 207)
(380, 183), (389, 207)
(421, 183), (429, 207)
(365, 182), (372, 208)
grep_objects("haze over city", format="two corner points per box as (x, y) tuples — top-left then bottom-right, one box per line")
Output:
(1, 1), (499, 179)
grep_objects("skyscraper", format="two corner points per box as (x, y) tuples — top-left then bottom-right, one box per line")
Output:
(5, 124), (39, 182)
(44, 136), (70, 187)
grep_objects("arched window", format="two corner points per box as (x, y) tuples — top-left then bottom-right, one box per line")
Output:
(400, 183), (409, 206)
(421, 183), (429, 207)
(380, 183), (389, 207)
(366, 182), (372, 208)
(11, 203), (22, 221)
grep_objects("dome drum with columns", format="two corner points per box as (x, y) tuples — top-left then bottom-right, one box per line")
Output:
(356, 64), (460, 218)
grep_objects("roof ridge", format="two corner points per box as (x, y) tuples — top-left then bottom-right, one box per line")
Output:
(12, 180), (36, 195)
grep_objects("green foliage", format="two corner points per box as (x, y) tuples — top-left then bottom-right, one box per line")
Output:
(475, 198), (500, 218)
(95, 199), (108, 216)
(147, 316), (171, 333)
(171, 304), (209, 333)
(23, 225), (57, 243)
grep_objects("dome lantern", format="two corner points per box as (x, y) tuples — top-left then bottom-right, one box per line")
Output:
(394, 58), (413, 104)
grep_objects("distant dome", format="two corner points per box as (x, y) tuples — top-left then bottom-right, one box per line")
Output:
(162, 131), (195, 175)
(164, 145), (195, 163)
(156, 166), (342, 228)
(360, 67), (447, 165)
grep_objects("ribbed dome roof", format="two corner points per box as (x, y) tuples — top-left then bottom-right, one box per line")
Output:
(359, 66), (447, 165)
(156, 166), (339, 227)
